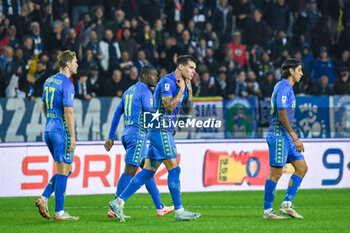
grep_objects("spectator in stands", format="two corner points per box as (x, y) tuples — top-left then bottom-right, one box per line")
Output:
(92, 5), (105, 42)
(106, 10), (125, 37)
(235, 70), (248, 98)
(104, 69), (126, 97)
(30, 22), (43, 55)
(118, 27), (138, 60)
(64, 28), (82, 61)
(154, 19), (165, 48)
(125, 66), (139, 87)
(312, 46), (337, 84)
(309, 75), (333, 95)
(88, 65), (103, 97)
(260, 71), (276, 98)
(134, 49), (153, 74)
(199, 71), (216, 97)
(265, 0), (291, 33)
(8, 25), (19, 50)
(80, 48), (99, 72)
(119, 51), (134, 72)
(244, 8), (270, 49)
(201, 22), (219, 50)
(85, 30), (101, 60)
(44, 20), (64, 54)
(52, 0), (69, 21)
(61, 16), (72, 44)
(272, 30), (292, 60)
(71, 0), (89, 27)
(212, 0), (234, 44)
(177, 29), (196, 57)
(0, 20), (9, 53)
(226, 31), (248, 69)
(335, 50), (350, 77)
(333, 68), (350, 95)
(98, 29), (121, 72)
(233, 0), (254, 30)
(301, 42), (314, 78)
(202, 46), (217, 73)
(220, 48), (240, 78)
(75, 69), (92, 100)
(192, 0), (210, 31)
(157, 35), (177, 72)
(74, 12), (94, 46)
(246, 71), (261, 96)
(0, 46), (18, 96)
(251, 50), (274, 83)
(215, 70), (236, 99)
(139, 0), (162, 27)
(14, 47), (26, 76)
(304, 0), (322, 44)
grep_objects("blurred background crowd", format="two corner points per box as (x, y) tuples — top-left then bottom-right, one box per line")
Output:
(1, 0), (350, 100)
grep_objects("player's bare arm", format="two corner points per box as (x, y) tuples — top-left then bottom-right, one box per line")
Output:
(64, 106), (76, 152)
(162, 78), (185, 113)
(182, 79), (193, 115)
(42, 102), (47, 118)
(278, 109), (304, 152)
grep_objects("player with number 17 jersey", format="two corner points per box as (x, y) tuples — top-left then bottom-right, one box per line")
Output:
(42, 73), (75, 163)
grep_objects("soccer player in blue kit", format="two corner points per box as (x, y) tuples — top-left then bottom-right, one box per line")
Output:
(109, 55), (200, 222)
(263, 58), (308, 219)
(35, 50), (79, 220)
(104, 66), (174, 218)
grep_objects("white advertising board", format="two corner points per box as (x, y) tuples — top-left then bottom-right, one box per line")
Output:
(0, 139), (349, 197)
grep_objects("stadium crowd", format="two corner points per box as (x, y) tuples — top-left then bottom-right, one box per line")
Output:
(1, 0), (350, 100)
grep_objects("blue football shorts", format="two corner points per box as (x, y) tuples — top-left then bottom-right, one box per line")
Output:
(121, 134), (146, 166)
(146, 130), (177, 161)
(44, 132), (74, 163)
(266, 135), (304, 167)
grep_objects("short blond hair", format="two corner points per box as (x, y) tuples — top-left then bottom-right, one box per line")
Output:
(57, 50), (76, 69)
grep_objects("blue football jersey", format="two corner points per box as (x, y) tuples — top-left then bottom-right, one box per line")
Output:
(267, 79), (296, 138)
(42, 73), (75, 134)
(108, 82), (153, 139)
(153, 72), (187, 133)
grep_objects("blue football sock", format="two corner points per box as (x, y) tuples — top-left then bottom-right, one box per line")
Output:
(168, 166), (182, 210)
(115, 173), (132, 199)
(284, 174), (303, 202)
(145, 177), (164, 210)
(42, 174), (56, 199)
(264, 179), (277, 209)
(119, 169), (155, 202)
(54, 174), (68, 212)
(42, 171), (71, 199)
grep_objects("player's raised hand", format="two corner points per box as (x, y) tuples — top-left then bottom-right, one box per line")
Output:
(294, 138), (304, 152)
(104, 139), (114, 151)
(185, 79), (192, 92)
(176, 78), (186, 91)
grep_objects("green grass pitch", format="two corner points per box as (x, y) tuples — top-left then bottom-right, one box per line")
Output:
(0, 189), (349, 233)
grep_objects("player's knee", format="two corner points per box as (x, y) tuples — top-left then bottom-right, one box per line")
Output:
(269, 167), (282, 182)
(124, 164), (138, 177)
(298, 164), (308, 177)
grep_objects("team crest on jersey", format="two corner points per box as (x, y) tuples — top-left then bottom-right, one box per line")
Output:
(165, 83), (170, 91)
(282, 96), (287, 103)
